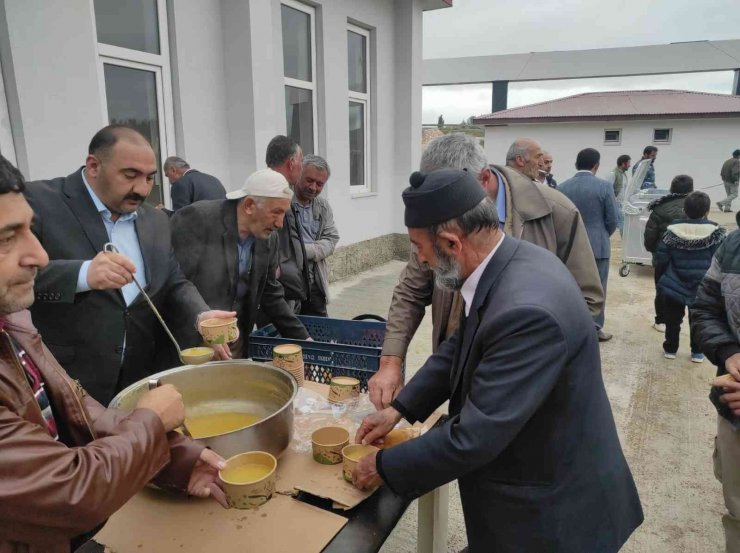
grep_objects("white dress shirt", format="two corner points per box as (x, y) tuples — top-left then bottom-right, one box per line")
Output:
(460, 234), (504, 316)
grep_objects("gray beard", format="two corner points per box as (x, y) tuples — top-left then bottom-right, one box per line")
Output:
(432, 243), (464, 291)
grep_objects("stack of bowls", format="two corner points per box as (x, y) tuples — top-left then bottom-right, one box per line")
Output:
(272, 344), (304, 386)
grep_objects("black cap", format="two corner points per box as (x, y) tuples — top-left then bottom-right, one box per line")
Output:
(402, 169), (486, 228)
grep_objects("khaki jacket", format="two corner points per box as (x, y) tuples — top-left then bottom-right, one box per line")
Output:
(0, 311), (203, 553)
(382, 165), (604, 357)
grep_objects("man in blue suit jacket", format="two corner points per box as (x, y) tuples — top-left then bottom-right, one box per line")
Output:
(353, 169), (642, 552)
(559, 148), (619, 341)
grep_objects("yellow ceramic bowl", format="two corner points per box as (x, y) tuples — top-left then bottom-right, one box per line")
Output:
(180, 346), (215, 365)
(219, 451), (277, 509)
(341, 444), (379, 484)
(199, 318), (238, 345)
(311, 426), (350, 465)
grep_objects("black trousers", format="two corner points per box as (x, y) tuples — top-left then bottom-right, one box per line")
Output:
(299, 281), (328, 317)
(654, 264), (666, 325)
(662, 295), (699, 354)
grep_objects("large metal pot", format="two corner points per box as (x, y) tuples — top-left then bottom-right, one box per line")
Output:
(109, 360), (297, 459)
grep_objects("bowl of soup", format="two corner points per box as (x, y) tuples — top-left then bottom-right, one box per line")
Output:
(180, 346), (215, 365)
(220, 451), (277, 509)
(109, 360), (297, 459)
(341, 444), (379, 484)
(199, 317), (238, 345)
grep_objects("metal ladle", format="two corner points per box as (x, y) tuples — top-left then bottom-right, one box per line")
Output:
(102, 242), (190, 365)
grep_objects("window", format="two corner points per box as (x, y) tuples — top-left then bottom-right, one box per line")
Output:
(0, 57), (16, 165)
(654, 128), (672, 144)
(348, 24), (370, 192)
(281, 1), (317, 155)
(94, 0), (175, 207)
(604, 129), (621, 145)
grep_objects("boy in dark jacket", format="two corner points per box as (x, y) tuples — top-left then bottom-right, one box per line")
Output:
(644, 174), (694, 333)
(656, 191), (726, 362)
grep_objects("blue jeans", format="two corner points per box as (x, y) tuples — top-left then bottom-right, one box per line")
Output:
(595, 258), (610, 329)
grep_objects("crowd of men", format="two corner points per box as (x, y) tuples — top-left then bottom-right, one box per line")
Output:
(1, 120), (739, 552)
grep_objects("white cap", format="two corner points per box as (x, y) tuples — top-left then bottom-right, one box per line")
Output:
(225, 169), (293, 200)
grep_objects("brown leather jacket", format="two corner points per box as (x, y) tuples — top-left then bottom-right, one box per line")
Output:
(0, 311), (204, 553)
(382, 165), (604, 357)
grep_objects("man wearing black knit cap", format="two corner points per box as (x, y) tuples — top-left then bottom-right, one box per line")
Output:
(353, 169), (643, 553)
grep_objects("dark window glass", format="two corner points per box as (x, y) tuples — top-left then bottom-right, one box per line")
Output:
(285, 86), (314, 154)
(604, 130), (621, 143)
(94, 0), (160, 54)
(349, 101), (365, 187)
(654, 128), (672, 142)
(103, 64), (163, 206)
(348, 30), (367, 94)
(282, 5), (312, 81)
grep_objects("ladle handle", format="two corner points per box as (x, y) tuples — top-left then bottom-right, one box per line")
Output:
(102, 242), (182, 357)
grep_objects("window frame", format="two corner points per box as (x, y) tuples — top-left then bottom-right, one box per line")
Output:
(653, 128), (672, 144)
(281, 0), (318, 154)
(603, 128), (622, 145)
(347, 23), (371, 195)
(93, 0), (175, 207)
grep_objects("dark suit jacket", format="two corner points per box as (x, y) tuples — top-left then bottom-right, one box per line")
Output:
(170, 169), (226, 211)
(558, 171), (618, 259)
(24, 169), (209, 405)
(170, 200), (309, 353)
(379, 237), (643, 552)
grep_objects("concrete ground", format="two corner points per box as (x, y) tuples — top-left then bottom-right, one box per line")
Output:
(327, 209), (737, 553)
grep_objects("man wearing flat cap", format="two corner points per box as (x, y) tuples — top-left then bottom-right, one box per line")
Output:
(171, 169), (309, 357)
(353, 169), (643, 552)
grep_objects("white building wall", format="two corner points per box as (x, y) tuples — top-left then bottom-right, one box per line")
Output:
(0, 0), (104, 180)
(0, 0), (422, 246)
(484, 118), (740, 206)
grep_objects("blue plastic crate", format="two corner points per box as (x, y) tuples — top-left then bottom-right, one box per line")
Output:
(248, 315), (404, 392)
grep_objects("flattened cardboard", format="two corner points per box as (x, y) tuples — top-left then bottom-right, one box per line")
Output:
(96, 489), (347, 553)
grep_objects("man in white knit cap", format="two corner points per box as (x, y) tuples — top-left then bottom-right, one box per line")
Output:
(171, 169), (309, 357)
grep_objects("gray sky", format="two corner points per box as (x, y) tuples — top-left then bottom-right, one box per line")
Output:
(422, 0), (740, 124)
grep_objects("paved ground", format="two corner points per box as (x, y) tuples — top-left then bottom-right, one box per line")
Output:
(327, 209), (737, 553)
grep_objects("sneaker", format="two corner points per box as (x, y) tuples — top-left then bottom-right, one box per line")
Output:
(664, 351), (676, 359)
(653, 323), (666, 333)
(597, 329), (613, 342)
(691, 353), (705, 363)
(717, 201), (725, 212)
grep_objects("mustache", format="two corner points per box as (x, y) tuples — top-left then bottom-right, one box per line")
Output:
(124, 193), (147, 203)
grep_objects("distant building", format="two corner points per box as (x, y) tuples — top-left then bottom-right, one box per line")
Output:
(473, 90), (740, 205)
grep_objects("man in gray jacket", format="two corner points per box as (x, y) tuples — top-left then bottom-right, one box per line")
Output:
(368, 134), (603, 409)
(291, 155), (340, 316)
(170, 169), (309, 357)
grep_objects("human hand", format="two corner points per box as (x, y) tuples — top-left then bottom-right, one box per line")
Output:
(715, 369), (740, 415)
(355, 407), (402, 446)
(368, 356), (404, 411)
(87, 251), (136, 290)
(353, 451), (383, 491)
(197, 311), (239, 358)
(188, 448), (229, 508)
(135, 384), (185, 432)
(725, 353), (740, 381)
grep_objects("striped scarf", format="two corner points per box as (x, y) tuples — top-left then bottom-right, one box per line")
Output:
(0, 318), (58, 440)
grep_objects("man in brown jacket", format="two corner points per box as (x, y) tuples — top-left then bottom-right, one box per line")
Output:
(369, 135), (604, 409)
(0, 156), (227, 553)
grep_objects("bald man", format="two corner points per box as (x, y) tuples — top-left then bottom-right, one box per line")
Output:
(506, 138), (544, 182)
(23, 125), (234, 404)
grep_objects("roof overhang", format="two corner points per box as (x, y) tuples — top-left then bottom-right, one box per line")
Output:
(422, 0), (453, 12)
(424, 40), (740, 85)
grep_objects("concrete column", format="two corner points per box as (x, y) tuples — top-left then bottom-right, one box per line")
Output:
(733, 69), (740, 96)
(392, 0), (423, 233)
(0, 0), (104, 179)
(492, 80), (509, 112)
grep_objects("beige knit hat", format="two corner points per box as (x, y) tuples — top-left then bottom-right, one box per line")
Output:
(225, 169), (293, 200)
